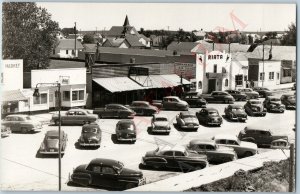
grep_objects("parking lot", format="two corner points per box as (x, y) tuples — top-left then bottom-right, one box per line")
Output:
(0, 92), (296, 191)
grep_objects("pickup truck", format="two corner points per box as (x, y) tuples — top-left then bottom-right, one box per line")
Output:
(93, 104), (136, 119)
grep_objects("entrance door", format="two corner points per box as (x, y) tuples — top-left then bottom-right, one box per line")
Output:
(208, 79), (216, 93)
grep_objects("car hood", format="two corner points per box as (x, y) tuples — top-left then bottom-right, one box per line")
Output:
(270, 102), (282, 106)
(272, 135), (288, 141)
(231, 110), (247, 115)
(145, 150), (156, 157)
(179, 100), (188, 106)
(120, 168), (143, 177)
(81, 133), (100, 140)
(183, 117), (199, 124)
(187, 152), (208, 160)
(208, 115), (222, 119)
(240, 141), (258, 150)
(251, 104), (264, 109)
(74, 164), (88, 173)
(154, 121), (170, 127)
(46, 139), (59, 149)
(287, 99), (296, 104)
(117, 129), (136, 135)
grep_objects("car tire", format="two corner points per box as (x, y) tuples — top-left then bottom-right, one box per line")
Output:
(21, 127), (28, 134)
(125, 183), (136, 190)
(244, 151), (253, 157)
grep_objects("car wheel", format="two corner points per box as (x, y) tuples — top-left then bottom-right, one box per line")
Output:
(125, 183), (136, 190)
(244, 151), (253, 157)
(21, 127), (28, 134)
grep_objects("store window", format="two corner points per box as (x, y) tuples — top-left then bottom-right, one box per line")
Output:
(72, 90), (85, 101)
(225, 79), (229, 87)
(269, 72), (274, 80)
(63, 91), (70, 101)
(277, 72), (280, 80)
(235, 75), (243, 86)
(244, 75), (248, 81)
(33, 93), (47, 105)
(66, 50), (68, 54)
(213, 64), (217, 73)
(198, 81), (202, 89)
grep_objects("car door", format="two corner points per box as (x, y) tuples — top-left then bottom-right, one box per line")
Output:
(2, 116), (14, 131)
(174, 151), (189, 169)
(103, 105), (116, 118)
(14, 116), (23, 132)
(62, 111), (74, 124)
(197, 109), (207, 123)
(226, 139), (244, 157)
(100, 166), (118, 188)
(88, 164), (105, 186)
(76, 111), (87, 124)
(162, 151), (176, 168)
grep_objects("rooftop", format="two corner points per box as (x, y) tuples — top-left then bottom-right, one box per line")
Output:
(57, 39), (84, 50)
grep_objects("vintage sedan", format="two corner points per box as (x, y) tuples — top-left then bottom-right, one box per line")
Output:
(70, 158), (146, 190)
(2, 114), (42, 133)
(78, 122), (102, 147)
(281, 94), (296, 110)
(224, 104), (247, 122)
(141, 146), (208, 171)
(238, 125), (289, 148)
(212, 134), (258, 158)
(116, 120), (137, 143)
(181, 91), (207, 108)
(203, 91), (235, 104)
(263, 96), (285, 113)
(253, 87), (271, 98)
(187, 139), (237, 163)
(270, 139), (289, 149)
(238, 88), (259, 99)
(196, 108), (223, 127)
(244, 99), (267, 116)
(128, 101), (158, 116)
(94, 104), (136, 119)
(225, 90), (247, 101)
(1, 124), (11, 138)
(162, 96), (189, 111)
(39, 130), (68, 155)
(176, 111), (199, 131)
(149, 114), (171, 134)
(51, 109), (99, 125)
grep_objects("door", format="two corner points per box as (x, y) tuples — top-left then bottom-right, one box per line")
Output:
(100, 166), (118, 188)
(14, 116), (23, 132)
(208, 79), (216, 94)
(89, 165), (105, 186)
(162, 151), (176, 168)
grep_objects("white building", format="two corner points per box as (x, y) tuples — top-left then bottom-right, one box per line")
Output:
(53, 39), (84, 58)
(2, 59), (23, 91)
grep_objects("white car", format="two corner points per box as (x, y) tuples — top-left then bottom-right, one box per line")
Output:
(212, 134), (258, 158)
(149, 114), (171, 134)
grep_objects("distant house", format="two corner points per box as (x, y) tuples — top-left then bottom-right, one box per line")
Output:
(67, 34), (84, 42)
(53, 39), (84, 58)
(192, 29), (206, 40)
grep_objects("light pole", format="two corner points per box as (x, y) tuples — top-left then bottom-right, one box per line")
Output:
(33, 82), (62, 191)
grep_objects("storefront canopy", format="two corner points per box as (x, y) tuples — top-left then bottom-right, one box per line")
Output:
(2, 90), (28, 102)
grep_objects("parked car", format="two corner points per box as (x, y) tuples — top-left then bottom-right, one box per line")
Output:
(281, 94), (296, 110)
(78, 122), (101, 147)
(270, 139), (289, 149)
(162, 96), (189, 111)
(187, 139), (237, 163)
(212, 134), (258, 158)
(2, 114), (42, 133)
(39, 130), (68, 155)
(196, 108), (223, 127)
(1, 124), (11, 138)
(238, 125), (289, 148)
(244, 99), (267, 116)
(116, 120), (137, 143)
(70, 158), (146, 190)
(292, 83), (296, 90)
(94, 104), (136, 119)
(141, 146), (208, 171)
(151, 100), (163, 109)
(51, 109), (98, 125)
(225, 90), (247, 101)
(224, 104), (247, 122)
(175, 111), (199, 131)
(238, 88), (259, 99)
(128, 101), (158, 116)
(203, 91), (235, 104)
(253, 87), (271, 98)
(149, 114), (171, 134)
(263, 96), (285, 113)
(181, 91), (207, 107)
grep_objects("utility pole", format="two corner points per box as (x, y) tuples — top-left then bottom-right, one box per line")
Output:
(262, 44), (265, 87)
(74, 22), (77, 57)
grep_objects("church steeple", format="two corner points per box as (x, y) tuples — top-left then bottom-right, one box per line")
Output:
(123, 15), (130, 27)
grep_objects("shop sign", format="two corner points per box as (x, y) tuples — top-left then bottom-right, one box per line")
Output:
(128, 67), (149, 76)
(59, 76), (70, 85)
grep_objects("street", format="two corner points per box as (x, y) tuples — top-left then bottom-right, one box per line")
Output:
(0, 93), (296, 191)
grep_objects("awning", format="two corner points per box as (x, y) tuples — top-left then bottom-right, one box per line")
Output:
(2, 90), (28, 102)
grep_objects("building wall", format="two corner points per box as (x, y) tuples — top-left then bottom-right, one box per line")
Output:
(55, 48), (82, 58)
(256, 61), (281, 87)
(230, 60), (248, 89)
(2, 59), (23, 91)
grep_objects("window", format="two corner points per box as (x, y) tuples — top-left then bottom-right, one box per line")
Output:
(53, 49), (55, 55)
(92, 166), (101, 173)
(259, 73), (265, 81)
(33, 93), (47, 104)
(174, 151), (185, 156)
(228, 140), (239, 145)
(269, 72), (274, 80)
(66, 50), (68, 54)
(49, 94), (54, 103)
(163, 151), (173, 156)
(244, 75), (248, 81)
(72, 90), (84, 101)
(63, 91), (70, 101)
(198, 81), (202, 89)
(225, 79), (229, 87)
(213, 64), (217, 73)
(1, 72), (3, 84)
(277, 72), (280, 80)
(283, 69), (291, 77)
(101, 167), (115, 174)
(235, 75), (243, 86)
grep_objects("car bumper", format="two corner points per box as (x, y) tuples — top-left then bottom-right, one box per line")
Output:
(79, 142), (100, 146)
(152, 128), (170, 133)
(207, 122), (222, 125)
(39, 150), (65, 154)
(269, 108), (285, 112)
(1, 131), (11, 137)
(286, 105), (296, 109)
(231, 117), (247, 121)
(117, 137), (136, 141)
(252, 112), (266, 116)
(138, 177), (146, 186)
(181, 125), (199, 129)
(32, 126), (42, 131)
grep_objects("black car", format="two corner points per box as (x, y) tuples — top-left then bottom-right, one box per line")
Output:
(116, 120), (137, 143)
(224, 104), (247, 122)
(203, 91), (235, 104)
(70, 158), (146, 190)
(263, 96), (285, 113)
(244, 99), (267, 117)
(281, 94), (296, 110)
(253, 87), (271, 98)
(128, 101), (158, 116)
(181, 92), (207, 108)
(78, 122), (102, 147)
(94, 104), (136, 119)
(196, 108), (223, 126)
(225, 90), (247, 101)
(141, 146), (208, 171)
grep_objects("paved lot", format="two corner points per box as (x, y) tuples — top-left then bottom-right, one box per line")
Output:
(0, 91), (296, 191)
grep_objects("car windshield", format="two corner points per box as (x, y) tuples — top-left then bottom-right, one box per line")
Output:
(250, 101), (261, 104)
(119, 123), (134, 131)
(47, 136), (58, 140)
(183, 115), (197, 119)
(114, 161), (124, 174)
(83, 128), (97, 133)
(232, 107), (244, 111)
(270, 98), (281, 102)
(208, 111), (218, 116)
(288, 96), (295, 100)
(155, 117), (168, 121)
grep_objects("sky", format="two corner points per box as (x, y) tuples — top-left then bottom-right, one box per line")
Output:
(37, 3), (296, 32)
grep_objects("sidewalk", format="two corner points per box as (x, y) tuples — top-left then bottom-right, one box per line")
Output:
(268, 82), (295, 91)
(128, 149), (290, 192)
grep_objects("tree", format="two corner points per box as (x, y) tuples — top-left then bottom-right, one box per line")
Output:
(82, 34), (95, 44)
(265, 31), (277, 39)
(281, 23), (296, 46)
(3, 2), (60, 71)
(61, 28), (78, 37)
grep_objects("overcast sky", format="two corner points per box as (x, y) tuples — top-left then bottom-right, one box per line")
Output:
(37, 3), (296, 32)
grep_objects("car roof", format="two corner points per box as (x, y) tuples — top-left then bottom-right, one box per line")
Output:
(46, 130), (64, 136)
(154, 114), (168, 118)
(107, 103), (124, 107)
(132, 101), (149, 104)
(245, 125), (269, 131)
(83, 122), (100, 128)
(117, 119), (134, 124)
(164, 96), (179, 99)
(203, 107), (217, 111)
(160, 145), (186, 152)
(214, 134), (238, 141)
(249, 99), (261, 102)
(6, 114), (28, 118)
(180, 111), (195, 116)
(228, 104), (243, 108)
(89, 158), (122, 167)
(267, 96), (280, 100)
(189, 139), (216, 146)
(68, 108), (87, 112)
